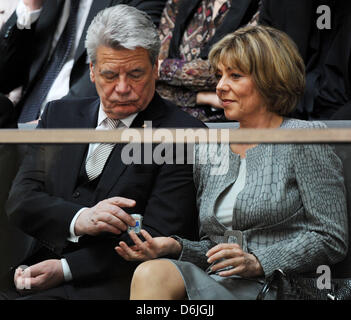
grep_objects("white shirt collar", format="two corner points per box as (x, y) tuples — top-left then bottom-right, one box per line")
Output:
(97, 103), (138, 129)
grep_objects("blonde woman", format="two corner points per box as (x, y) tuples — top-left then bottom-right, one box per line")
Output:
(116, 25), (348, 300)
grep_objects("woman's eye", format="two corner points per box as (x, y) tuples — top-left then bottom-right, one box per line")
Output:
(231, 73), (242, 79)
(215, 73), (222, 80)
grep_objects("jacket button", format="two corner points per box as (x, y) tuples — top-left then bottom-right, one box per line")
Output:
(72, 191), (80, 198)
(4, 26), (12, 38)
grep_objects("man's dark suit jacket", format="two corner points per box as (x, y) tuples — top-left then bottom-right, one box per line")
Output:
(0, 0), (167, 123)
(5, 93), (206, 299)
(0, 94), (25, 278)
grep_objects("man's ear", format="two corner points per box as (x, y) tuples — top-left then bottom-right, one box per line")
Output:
(153, 57), (160, 80)
(89, 62), (95, 83)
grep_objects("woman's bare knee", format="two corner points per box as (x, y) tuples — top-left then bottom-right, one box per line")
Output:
(130, 260), (186, 300)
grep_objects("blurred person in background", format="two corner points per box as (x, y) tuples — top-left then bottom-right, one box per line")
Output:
(156, 0), (259, 122)
(0, 0), (167, 127)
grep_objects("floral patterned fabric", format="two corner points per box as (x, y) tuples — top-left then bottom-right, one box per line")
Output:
(157, 0), (260, 122)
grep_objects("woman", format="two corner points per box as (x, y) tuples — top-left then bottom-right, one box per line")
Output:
(157, 0), (259, 122)
(115, 25), (348, 300)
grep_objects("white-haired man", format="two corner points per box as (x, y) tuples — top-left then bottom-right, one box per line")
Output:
(2, 5), (205, 300)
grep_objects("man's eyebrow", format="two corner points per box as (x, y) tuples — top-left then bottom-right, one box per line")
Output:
(129, 68), (144, 73)
(100, 70), (117, 75)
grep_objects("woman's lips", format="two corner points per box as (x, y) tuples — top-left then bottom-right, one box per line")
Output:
(220, 99), (235, 107)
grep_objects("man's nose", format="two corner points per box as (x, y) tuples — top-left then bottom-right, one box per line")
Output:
(114, 78), (131, 94)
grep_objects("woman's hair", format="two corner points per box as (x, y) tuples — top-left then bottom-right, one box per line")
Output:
(209, 25), (305, 115)
(85, 5), (161, 66)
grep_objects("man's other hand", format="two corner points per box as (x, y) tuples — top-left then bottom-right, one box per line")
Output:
(14, 259), (64, 293)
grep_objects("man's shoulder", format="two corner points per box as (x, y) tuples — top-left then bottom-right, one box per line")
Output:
(46, 97), (98, 112)
(40, 97), (99, 128)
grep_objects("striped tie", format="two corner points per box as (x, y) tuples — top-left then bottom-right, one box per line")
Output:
(85, 118), (120, 180)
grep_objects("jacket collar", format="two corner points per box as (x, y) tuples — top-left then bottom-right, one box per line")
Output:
(74, 0), (113, 62)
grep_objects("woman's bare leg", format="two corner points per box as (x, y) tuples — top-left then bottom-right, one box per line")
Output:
(130, 259), (186, 300)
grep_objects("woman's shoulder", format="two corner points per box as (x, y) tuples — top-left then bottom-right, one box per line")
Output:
(282, 118), (327, 129)
(193, 143), (231, 180)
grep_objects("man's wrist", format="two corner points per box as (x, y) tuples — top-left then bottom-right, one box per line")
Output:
(68, 208), (87, 242)
(61, 258), (73, 282)
(167, 236), (182, 259)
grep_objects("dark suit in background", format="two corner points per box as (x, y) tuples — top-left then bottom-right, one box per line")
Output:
(4, 94), (205, 299)
(260, 0), (351, 120)
(0, 0), (167, 123)
(0, 94), (25, 279)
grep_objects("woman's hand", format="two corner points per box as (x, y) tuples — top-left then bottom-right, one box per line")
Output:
(206, 243), (264, 278)
(115, 229), (182, 262)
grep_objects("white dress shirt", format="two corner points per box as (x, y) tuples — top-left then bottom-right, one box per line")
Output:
(16, 0), (93, 116)
(62, 106), (138, 281)
(215, 158), (246, 228)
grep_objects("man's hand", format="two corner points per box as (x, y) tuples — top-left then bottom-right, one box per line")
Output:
(14, 259), (64, 293)
(75, 196), (137, 236)
(206, 243), (264, 278)
(115, 229), (182, 261)
(196, 92), (223, 109)
(23, 0), (45, 11)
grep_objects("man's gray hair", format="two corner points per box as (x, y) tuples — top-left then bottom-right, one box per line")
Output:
(85, 5), (161, 65)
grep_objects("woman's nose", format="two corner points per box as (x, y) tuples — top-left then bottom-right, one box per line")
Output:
(216, 76), (229, 93)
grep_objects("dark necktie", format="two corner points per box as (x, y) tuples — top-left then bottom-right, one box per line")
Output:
(19, 0), (80, 123)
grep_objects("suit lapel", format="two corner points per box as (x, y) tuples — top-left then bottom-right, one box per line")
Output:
(94, 94), (166, 200)
(74, 0), (112, 63)
(203, 0), (258, 57)
(59, 99), (100, 195)
(130, 93), (165, 129)
(94, 143), (127, 201)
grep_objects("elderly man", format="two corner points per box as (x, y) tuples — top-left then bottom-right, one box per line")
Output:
(2, 5), (205, 300)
